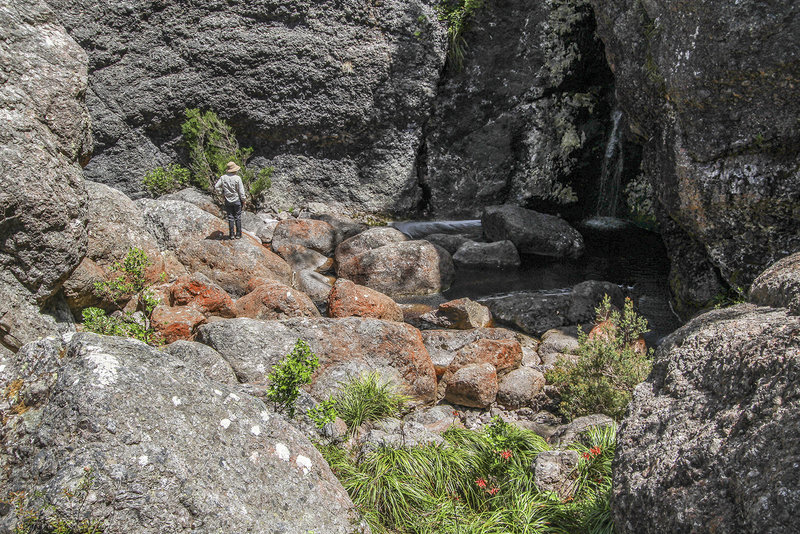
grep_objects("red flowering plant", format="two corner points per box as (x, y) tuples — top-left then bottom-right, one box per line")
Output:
(571, 424), (616, 498)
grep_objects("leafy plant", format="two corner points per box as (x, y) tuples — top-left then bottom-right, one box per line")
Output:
(308, 398), (338, 430)
(712, 284), (747, 308)
(547, 295), (653, 421)
(266, 339), (319, 417)
(329, 371), (410, 431)
(181, 108), (273, 204)
(82, 248), (162, 346)
(141, 164), (191, 197)
(6, 467), (105, 534)
(435, 0), (484, 68)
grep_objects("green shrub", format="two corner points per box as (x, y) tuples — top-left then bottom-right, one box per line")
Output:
(181, 109), (273, 204)
(547, 295), (653, 421)
(329, 371), (410, 431)
(82, 248), (162, 346)
(307, 398), (338, 430)
(436, 0), (484, 68)
(141, 164), (191, 197)
(266, 339), (319, 417)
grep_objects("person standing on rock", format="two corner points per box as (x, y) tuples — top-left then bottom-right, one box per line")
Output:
(214, 161), (246, 240)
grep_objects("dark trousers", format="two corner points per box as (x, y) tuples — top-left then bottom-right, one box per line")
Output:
(224, 200), (242, 238)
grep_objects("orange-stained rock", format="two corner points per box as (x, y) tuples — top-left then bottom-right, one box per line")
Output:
(170, 273), (236, 318)
(271, 219), (338, 256)
(176, 239), (292, 297)
(234, 280), (321, 320)
(438, 338), (523, 400)
(444, 363), (497, 408)
(195, 317), (437, 403)
(327, 279), (403, 322)
(420, 298), (492, 329)
(421, 328), (524, 376)
(151, 304), (206, 343)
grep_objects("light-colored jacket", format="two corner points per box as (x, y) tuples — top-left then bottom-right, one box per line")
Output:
(214, 173), (246, 204)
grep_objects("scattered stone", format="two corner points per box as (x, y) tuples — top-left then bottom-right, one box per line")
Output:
(420, 298), (493, 330)
(404, 404), (463, 434)
(445, 363), (498, 408)
(150, 304), (206, 343)
(421, 328), (522, 376)
(195, 317), (436, 403)
(453, 240), (521, 270)
(482, 205), (584, 259)
(272, 219), (339, 257)
(423, 234), (472, 255)
(169, 272), (236, 318)
(162, 340), (238, 384)
(497, 367), (546, 408)
(749, 251), (800, 314)
(533, 450), (580, 499)
(549, 414), (615, 447)
(539, 327), (580, 366)
(234, 280), (321, 320)
(327, 279), (403, 322)
(481, 281), (624, 336)
(295, 270), (334, 312)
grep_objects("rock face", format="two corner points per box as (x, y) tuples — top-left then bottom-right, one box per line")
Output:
(195, 317), (437, 402)
(423, 0), (614, 217)
(613, 305), (800, 533)
(0, 334), (364, 533)
(0, 0), (91, 350)
(590, 0), (800, 293)
(482, 205), (585, 258)
(47, 0), (448, 215)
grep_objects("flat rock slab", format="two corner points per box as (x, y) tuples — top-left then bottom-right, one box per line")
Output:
(196, 317), (436, 402)
(482, 205), (584, 259)
(0, 334), (363, 533)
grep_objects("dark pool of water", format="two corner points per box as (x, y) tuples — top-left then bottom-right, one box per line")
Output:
(393, 217), (683, 344)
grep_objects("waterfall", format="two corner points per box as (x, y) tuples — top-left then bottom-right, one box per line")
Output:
(595, 109), (624, 217)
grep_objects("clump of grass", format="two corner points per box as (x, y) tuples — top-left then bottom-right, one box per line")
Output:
(331, 371), (410, 430)
(317, 419), (617, 534)
(435, 0), (484, 69)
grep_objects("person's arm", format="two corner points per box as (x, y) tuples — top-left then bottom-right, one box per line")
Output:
(237, 176), (246, 206)
(214, 177), (223, 195)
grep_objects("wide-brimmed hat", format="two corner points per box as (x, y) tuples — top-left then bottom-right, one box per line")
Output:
(226, 161), (241, 173)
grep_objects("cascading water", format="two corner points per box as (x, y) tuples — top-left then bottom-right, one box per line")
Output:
(594, 109), (625, 217)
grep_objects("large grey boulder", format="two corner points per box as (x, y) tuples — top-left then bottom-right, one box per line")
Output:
(749, 252), (800, 315)
(481, 280), (623, 336)
(452, 240), (521, 270)
(482, 205), (584, 259)
(613, 305), (800, 533)
(47, 0), (448, 215)
(196, 317), (437, 403)
(0, 334), (365, 533)
(338, 240), (455, 297)
(0, 0), (91, 350)
(590, 0), (800, 292)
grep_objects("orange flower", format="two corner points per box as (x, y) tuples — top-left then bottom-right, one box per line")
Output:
(499, 449), (513, 461)
(475, 478), (487, 488)
(487, 487), (499, 496)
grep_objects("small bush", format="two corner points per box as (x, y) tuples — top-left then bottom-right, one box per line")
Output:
(330, 372), (409, 431)
(266, 339), (319, 417)
(547, 295), (653, 421)
(141, 164), (191, 197)
(181, 109), (273, 205)
(83, 248), (162, 346)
